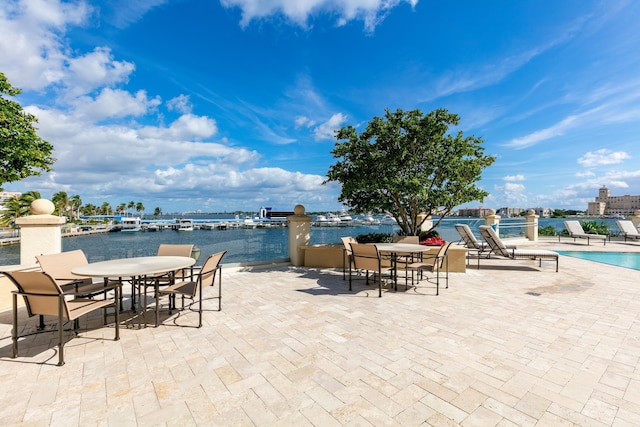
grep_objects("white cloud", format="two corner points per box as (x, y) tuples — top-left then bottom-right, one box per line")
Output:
(64, 47), (135, 97)
(576, 170), (595, 178)
(220, 0), (418, 32)
(577, 148), (630, 168)
(167, 95), (192, 114)
(71, 88), (161, 121)
(314, 113), (347, 141)
(503, 174), (525, 182)
(0, 0), (90, 90)
(295, 116), (316, 128)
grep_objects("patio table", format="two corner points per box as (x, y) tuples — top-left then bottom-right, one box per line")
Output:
(72, 256), (196, 327)
(374, 243), (434, 289)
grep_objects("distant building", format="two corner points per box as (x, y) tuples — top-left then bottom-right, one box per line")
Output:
(530, 207), (553, 218)
(588, 186), (640, 216)
(0, 191), (21, 210)
(457, 207), (494, 218)
(497, 207), (525, 217)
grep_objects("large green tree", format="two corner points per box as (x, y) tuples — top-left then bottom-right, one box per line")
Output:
(326, 108), (496, 235)
(0, 72), (55, 185)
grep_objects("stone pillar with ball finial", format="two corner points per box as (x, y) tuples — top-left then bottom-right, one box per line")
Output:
(484, 209), (501, 234)
(525, 209), (539, 241)
(15, 199), (66, 266)
(287, 204), (311, 266)
(630, 210), (640, 229)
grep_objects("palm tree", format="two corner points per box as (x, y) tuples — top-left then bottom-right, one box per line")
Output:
(0, 191), (41, 234)
(153, 207), (162, 219)
(100, 202), (112, 216)
(136, 202), (145, 218)
(51, 191), (69, 217)
(116, 203), (126, 216)
(70, 194), (82, 219)
(127, 201), (135, 217)
(81, 204), (98, 216)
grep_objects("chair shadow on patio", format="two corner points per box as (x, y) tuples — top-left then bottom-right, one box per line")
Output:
(291, 268), (442, 297)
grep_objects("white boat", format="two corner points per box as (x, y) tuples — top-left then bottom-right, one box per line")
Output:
(241, 218), (258, 229)
(339, 209), (353, 223)
(381, 214), (397, 225)
(121, 217), (141, 232)
(176, 219), (194, 231)
(358, 214), (381, 225)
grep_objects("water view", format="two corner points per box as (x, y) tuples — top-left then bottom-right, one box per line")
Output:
(0, 217), (624, 266)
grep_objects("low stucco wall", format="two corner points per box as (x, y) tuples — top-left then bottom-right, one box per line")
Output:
(302, 244), (468, 273)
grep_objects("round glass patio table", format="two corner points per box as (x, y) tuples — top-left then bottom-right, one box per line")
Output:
(72, 256), (196, 325)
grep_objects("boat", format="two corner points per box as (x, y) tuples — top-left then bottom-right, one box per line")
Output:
(381, 214), (397, 225)
(357, 213), (381, 225)
(120, 217), (141, 232)
(176, 219), (194, 231)
(339, 209), (353, 223)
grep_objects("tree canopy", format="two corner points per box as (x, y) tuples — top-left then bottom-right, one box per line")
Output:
(325, 108), (496, 235)
(0, 72), (55, 186)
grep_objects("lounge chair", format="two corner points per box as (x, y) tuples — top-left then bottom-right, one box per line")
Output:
(455, 223), (516, 263)
(616, 220), (640, 242)
(2, 270), (120, 366)
(478, 226), (559, 272)
(150, 251), (226, 327)
(562, 220), (607, 246)
(349, 243), (393, 297)
(408, 242), (452, 295)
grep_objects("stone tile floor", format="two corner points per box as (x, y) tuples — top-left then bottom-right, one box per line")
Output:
(1, 239), (640, 426)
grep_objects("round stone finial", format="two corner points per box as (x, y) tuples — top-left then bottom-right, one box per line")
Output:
(293, 204), (305, 215)
(488, 209), (496, 216)
(527, 209), (535, 215)
(31, 199), (55, 215)
(635, 210), (640, 217)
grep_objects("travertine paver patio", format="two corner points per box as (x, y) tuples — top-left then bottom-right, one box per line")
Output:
(1, 239), (640, 426)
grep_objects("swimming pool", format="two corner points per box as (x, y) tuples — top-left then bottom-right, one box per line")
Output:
(558, 251), (640, 271)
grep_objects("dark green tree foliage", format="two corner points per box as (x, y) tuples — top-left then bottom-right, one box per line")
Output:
(326, 108), (496, 235)
(0, 72), (55, 185)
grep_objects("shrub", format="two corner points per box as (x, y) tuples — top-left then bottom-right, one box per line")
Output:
(538, 225), (557, 236)
(356, 232), (393, 243)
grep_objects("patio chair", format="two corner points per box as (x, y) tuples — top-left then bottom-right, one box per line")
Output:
(616, 220), (640, 242)
(349, 243), (393, 297)
(391, 235), (419, 287)
(36, 250), (107, 297)
(408, 242), (452, 296)
(341, 236), (357, 280)
(156, 244), (195, 280)
(478, 226), (559, 272)
(455, 224), (516, 264)
(150, 250), (226, 327)
(2, 270), (120, 366)
(140, 244), (195, 308)
(562, 220), (607, 246)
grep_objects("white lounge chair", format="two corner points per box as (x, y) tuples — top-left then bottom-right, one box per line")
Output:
(479, 226), (559, 272)
(563, 221), (607, 246)
(616, 220), (640, 242)
(455, 223), (516, 264)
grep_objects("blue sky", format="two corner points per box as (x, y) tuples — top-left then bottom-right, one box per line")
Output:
(1, 0), (639, 214)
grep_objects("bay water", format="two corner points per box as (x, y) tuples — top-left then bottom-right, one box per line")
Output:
(0, 217), (622, 266)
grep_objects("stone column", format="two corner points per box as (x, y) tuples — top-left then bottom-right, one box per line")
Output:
(287, 204), (311, 266)
(525, 209), (539, 242)
(484, 209), (501, 234)
(15, 199), (66, 266)
(630, 210), (640, 229)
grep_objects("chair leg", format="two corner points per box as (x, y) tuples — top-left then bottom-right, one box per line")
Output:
(58, 296), (65, 366)
(348, 263), (353, 291)
(12, 293), (18, 359)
